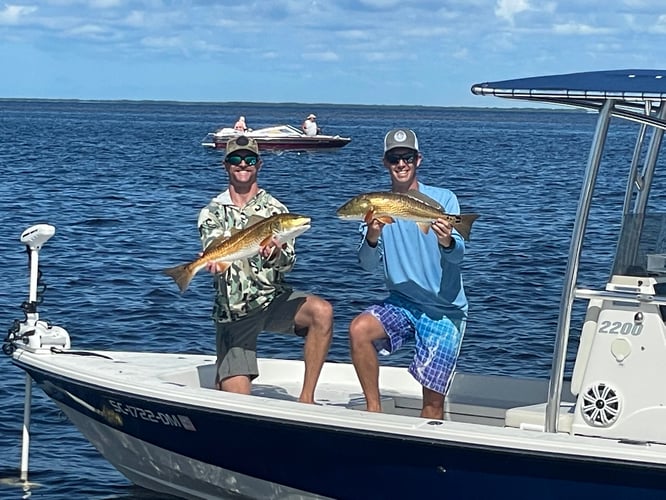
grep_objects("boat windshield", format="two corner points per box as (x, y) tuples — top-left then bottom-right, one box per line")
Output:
(613, 212), (666, 277)
(259, 125), (303, 136)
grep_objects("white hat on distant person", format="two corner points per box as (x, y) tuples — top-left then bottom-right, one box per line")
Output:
(307, 113), (316, 119)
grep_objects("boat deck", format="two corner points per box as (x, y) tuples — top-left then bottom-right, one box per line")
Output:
(16, 349), (575, 431)
(160, 356), (574, 427)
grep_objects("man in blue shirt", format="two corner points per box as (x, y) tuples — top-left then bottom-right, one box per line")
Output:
(349, 128), (468, 420)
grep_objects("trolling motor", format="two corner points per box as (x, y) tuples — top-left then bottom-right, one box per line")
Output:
(3, 224), (70, 355)
(3, 224), (71, 484)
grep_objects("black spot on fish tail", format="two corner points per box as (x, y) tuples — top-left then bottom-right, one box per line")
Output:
(454, 214), (480, 241)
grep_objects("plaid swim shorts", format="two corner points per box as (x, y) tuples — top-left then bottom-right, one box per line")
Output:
(366, 301), (465, 395)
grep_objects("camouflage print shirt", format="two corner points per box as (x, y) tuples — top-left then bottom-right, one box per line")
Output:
(197, 189), (296, 322)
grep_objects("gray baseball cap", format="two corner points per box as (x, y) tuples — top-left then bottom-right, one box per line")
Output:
(384, 128), (419, 153)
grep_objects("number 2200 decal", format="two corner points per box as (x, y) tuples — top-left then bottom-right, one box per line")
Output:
(598, 320), (643, 336)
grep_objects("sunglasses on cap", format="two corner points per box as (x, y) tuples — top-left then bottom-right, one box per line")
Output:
(226, 154), (259, 166)
(385, 152), (417, 165)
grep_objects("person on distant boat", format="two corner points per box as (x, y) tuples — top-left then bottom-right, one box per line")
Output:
(301, 113), (320, 136)
(233, 116), (248, 132)
(346, 128), (469, 420)
(197, 135), (333, 403)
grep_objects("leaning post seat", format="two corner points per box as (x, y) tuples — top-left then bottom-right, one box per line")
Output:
(504, 296), (603, 433)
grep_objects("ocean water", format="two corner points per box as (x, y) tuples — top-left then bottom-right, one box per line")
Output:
(0, 100), (641, 498)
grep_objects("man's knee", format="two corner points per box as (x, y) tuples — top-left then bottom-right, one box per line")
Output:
(312, 296), (333, 322)
(349, 313), (382, 344)
(301, 296), (333, 326)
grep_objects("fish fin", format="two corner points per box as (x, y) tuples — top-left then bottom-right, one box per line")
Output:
(454, 213), (480, 241)
(213, 261), (232, 274)
(417, 222), (431, 234)
(206, 234), (230, 252)
(405, 190), (443, 210)
(214, 216), (266, 243)
(364, 209), (395, 225)
(246, 214), (268, 227)
(163, 263), (196, 294)
(259, 235), (273, 248)
(375, 216), (396, 225)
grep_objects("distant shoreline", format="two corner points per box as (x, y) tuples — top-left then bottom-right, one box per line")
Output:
(0, 97), (582, 112)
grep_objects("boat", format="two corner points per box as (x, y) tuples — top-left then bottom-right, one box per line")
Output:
(201, 124), (351, 151)
(6, 69), (666, 499)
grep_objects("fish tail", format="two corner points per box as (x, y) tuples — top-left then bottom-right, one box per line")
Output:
(456, 214), (480, 241)
(163, 263), (195, 294)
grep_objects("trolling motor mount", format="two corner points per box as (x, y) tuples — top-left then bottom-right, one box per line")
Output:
(3, 224), (70, 355)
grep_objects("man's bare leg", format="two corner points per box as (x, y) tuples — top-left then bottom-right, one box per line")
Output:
(218, 374), (252, 394)
(349, 313), (387, 412)
(421, 386), (444, 420)
(294, 295), (333, 403)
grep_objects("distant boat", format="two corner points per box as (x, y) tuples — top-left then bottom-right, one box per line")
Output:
(201, 124), (351, 151)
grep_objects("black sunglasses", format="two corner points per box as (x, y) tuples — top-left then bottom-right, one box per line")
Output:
(385, 152), (417, 165)
(226, 154), (259, 166)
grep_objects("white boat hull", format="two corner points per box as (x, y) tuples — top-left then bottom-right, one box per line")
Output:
(11, 349), (666, 499)
(58, 401), (327, 499)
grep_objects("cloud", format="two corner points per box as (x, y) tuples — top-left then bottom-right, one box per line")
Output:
(403, 26), (449, 38)
(66, 23), (105, 36)
(495, 0), (531, 23)
(89, 0), (123, 7)
(303, 51), (340, 62)
(123, 10), (146, 28)
(141, 36), (183, 49)
(338, 29), (369, 41)
(553, 23), (613, 35)
(359, 0), (402, 8)
(650, 14), (666, 34)
(0, 4), (38, 24)
(363, 51), (394, 62)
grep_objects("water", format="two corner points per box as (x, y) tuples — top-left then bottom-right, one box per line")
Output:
(0, 100), (639, 498)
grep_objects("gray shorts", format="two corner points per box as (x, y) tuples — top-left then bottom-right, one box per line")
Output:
(215, 290), (308, 384)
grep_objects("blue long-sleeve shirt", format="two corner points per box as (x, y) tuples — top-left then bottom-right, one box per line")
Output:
(358, 182), (468, 321)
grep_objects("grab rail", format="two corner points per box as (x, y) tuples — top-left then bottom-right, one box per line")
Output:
(574, 288), (666, 306)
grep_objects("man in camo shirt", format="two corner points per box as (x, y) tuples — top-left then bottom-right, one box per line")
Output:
(198, 135), (333, 403)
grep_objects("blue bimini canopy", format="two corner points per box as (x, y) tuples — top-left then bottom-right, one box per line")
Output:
(471, 69), (666, 102)
(472, 69), (666, 131)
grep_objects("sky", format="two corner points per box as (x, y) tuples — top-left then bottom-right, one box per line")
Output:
(1, 0), (666, 107)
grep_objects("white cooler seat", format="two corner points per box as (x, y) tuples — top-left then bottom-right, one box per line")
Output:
(505, 402), (576, 433)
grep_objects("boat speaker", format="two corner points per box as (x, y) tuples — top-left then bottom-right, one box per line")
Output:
(581, 382), (621, 427)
